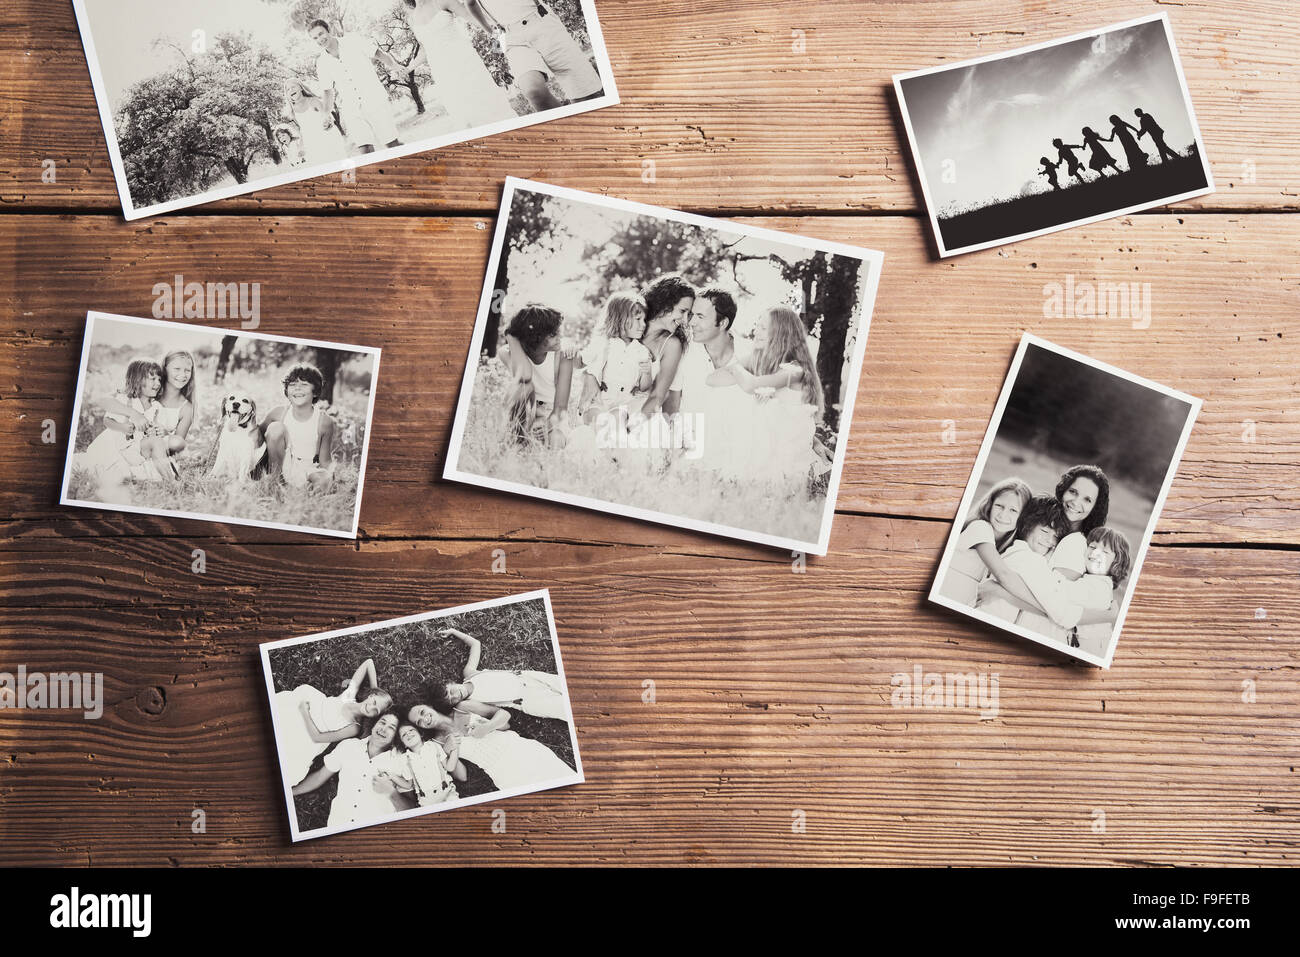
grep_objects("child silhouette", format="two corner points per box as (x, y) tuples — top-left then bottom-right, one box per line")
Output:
(1080, 126), (1120, 177)
(1051, 138), (1088, 184)
(1037, 156), (1061, 190)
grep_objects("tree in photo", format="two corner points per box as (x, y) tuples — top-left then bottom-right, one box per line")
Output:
(117, 32), (290, 205)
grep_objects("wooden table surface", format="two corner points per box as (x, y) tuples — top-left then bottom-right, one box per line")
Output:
(1, 0), (1297, 866)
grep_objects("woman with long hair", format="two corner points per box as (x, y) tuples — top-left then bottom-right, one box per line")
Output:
(637, 274), (694, 417)
(274, 657), (394, 787)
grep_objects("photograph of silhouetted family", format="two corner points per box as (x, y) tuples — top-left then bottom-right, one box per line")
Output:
(61, 313), (379, 537)
(930, 336), (1200, 666)
(445, 179), (884, 554)
(262, 591), (580, 840)
(895, 14), (1213, 256)
(72, 0), (615, 217)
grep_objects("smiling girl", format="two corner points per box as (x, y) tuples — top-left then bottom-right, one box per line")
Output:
(79, 359), (166, 484)
(274, 658), (394, 787)
(428, 627), (569, 720)
(938, 477), (1033, 606)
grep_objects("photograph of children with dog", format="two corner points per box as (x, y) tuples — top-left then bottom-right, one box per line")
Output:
(61, 313), (379, 537)
(894, 14), (1213, 257)
(261, 590), (581, 841)
(73, 0), (616, 218)
(929, 335), (1200, 667)
(444, 179), (884, 555)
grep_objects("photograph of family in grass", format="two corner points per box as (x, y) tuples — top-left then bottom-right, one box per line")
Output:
(895, 14), (1213, 256)
(61, 313), (379, 537)
(72, 0), (616, 217)
(930, 335), (1200, 667)
(444, 179), (884, 554)
(261, 591), (580, 841)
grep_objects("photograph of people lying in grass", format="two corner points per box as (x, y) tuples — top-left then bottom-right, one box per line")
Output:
(61, 313), (379, 537)
(894, 13), (1213, 256)
(261, 591), (580, 841)
(444, 179), (884, 555)
(72, 0), (616, 218)
(930, 336), (1200, 667)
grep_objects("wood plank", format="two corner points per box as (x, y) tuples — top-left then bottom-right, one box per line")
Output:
(0, 518), (1296, 865)
(1, 0), (1295, 214)
(3, 214), (1297, 544)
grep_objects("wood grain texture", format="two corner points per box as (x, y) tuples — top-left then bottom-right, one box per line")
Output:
(1, 0), (1298, 867)
(1, 523), (1297, 866)
(0, 0), (1296, 214)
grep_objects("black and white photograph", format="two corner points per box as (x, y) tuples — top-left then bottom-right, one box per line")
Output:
(260, 590), (581, 841)
(442, 178), (885, 555)
(71, 0), (617, 219)
(929, 335), (1201, 668)
(60, 312), (380, 538)
(894, 13), (1213, 257)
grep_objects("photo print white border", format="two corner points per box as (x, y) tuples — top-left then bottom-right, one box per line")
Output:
(893, 13), (1215, 258)
(70, 0), (620, 220)
(927, 333), (1201, 668)
(442, 177), (886, 556)
(260, 588), (583, 842)
(59, 311), (381, 539)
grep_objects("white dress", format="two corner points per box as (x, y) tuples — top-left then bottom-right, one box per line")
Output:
(453, 709), (574, 790)
(468, 670), (568, 720)
(322, 737), (405, 828)
(317, 34), (400, 149)
(295, 99), (350, 166)
(76, 396), (161, 484)
(409, 4), (516, 128)
(275, 685), (355, 785)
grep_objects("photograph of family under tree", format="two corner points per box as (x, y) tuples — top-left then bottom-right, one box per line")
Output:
(894, 13), (1213, 256)
(930, 336), (1200, 667)
(61, 313), (379, 537)
(444, 179), (885, 554)
(261, 591), (581, 841)
(72, 0), (616, 218)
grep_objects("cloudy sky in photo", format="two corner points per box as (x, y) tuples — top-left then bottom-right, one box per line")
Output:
(899, 19), (1201, 213)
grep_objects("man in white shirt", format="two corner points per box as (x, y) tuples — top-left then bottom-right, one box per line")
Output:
(309, 20), (406, 154)
(462, 0), (604, 111)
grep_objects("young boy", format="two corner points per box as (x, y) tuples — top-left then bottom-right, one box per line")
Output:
(975, 495), (1078, 627)
(261, 364), (336, 489)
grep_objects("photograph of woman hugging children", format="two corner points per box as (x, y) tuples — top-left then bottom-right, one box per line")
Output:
(445, 179), (884, 555)
(930, 335), (1200, 667)
(261, 591), (580, 841)
(61, 313), (380, 538)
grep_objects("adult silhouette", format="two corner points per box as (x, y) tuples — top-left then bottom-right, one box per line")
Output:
(1107, 114), (1148, 169)
(1134, 108), (1179, 163)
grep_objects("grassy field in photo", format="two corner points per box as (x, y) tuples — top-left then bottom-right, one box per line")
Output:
(454, 354), (827, 544)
